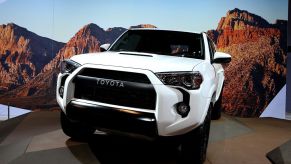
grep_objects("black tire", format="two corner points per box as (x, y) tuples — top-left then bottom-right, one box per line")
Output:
(179, 106), (212, 164)
(60, 111), (95, 140)
(212, 86), (224, 120)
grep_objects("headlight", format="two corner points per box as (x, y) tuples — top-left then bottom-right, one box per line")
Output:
(60, 59), (81, 74)
(155, 72), (203, 90)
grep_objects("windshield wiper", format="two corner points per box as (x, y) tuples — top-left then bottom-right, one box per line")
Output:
(170, 51), (203, 59)
(172, 51), (191, 56)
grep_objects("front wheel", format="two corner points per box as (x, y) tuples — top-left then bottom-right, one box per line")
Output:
(60, 111), (95, 140)
(179, 105), (212, 164)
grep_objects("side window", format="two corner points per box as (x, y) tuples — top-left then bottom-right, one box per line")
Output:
(207, 37), (216, 61)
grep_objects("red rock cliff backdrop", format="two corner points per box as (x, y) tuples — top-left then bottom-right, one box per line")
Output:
(0, 23), (64, 94)
(0, 9), (287, 117)
(208, 8), (287, 117)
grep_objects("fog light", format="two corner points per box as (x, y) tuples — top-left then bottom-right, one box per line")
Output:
(59, 86), (64, 98)
(177, 102), (190, 118)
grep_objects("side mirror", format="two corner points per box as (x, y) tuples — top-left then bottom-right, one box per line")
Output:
(100, 44), (110, 52)
(213, 52), (231, 63)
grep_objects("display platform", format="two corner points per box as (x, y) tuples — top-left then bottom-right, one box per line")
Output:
(0, 111), (291, 164)
(267, 139), (291, 164)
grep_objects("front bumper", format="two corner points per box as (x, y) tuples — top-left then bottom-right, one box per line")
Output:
(66, 99), (158, 137)
(57, 64), (211, 136)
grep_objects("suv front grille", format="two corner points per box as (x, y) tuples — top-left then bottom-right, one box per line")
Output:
(73, 68), (156, 110)
(79, 68), (152, 84)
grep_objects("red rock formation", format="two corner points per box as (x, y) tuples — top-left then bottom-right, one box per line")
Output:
(208, 8), (281, 48)
(208, 8), (287, 117)
(0, 23), (64, 93)
(42, 24), (126, 73)
(129, 24), (157, 29)
(216, 8), (271, 31)
(0, 23), (126, 108)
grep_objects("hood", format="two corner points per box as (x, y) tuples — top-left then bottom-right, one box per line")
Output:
(70, 51), (204, 73)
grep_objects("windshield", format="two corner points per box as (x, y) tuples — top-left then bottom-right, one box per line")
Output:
(109, 30), (204, 59)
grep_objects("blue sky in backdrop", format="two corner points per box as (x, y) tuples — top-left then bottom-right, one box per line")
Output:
(0, 0), (288, 42)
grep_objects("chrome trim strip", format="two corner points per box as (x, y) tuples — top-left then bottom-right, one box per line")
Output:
(71, 98), (155, 114)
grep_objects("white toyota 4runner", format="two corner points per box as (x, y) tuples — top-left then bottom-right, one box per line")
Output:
(57, 29), (231, 163)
